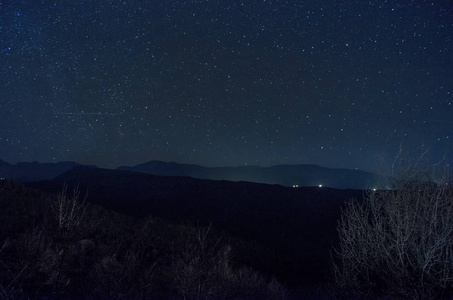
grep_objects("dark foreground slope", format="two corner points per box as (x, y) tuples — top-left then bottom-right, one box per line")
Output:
(28, 166), (364, 285)
(1, 180), (290, 299)
(118, 161), (378, 189)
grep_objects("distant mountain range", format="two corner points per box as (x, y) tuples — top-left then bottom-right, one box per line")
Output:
(0, 159), (379, 189)
(118, 161), (379, 189)
(0, 159), (82, 182)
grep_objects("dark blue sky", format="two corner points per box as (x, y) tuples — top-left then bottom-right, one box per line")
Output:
(1, 0), (452, 171)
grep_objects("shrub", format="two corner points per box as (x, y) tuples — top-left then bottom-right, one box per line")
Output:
(51, 184), (87, 233)
(169, 223), (287, 300)
(332, 158), (453, 299)
(0, 240), (26, 300)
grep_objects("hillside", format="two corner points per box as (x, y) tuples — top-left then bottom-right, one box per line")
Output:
(27, 166), (365, 285)
(0, 179), (290, 299)
(118, 160), (379, 189)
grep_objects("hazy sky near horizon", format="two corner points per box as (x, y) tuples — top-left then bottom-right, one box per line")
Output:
(1, 1), (452, 171)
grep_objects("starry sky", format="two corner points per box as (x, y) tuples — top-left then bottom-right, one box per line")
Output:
(1, 0), (452, 171)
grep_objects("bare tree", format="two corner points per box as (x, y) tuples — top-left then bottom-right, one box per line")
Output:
(170, 223), (287, 300)
(171, 223), (230, 300)
(49, 184), (88, 294)
(332, 154), (453, 299)
(0, 240), (26, 300)
(51, 184), (87, 233)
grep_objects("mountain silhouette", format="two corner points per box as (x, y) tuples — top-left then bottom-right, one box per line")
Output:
(0, 160), (83, 182)
(118, 160), (379, 189)
(0, 159), (379, 189)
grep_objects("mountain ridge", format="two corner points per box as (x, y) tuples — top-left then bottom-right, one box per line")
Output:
(118, 160), (379, 189)
(0, 160), (84, 182)
(0, 158), (378, 189)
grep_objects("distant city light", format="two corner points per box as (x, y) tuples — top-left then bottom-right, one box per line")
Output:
(319, 184), (323, 188)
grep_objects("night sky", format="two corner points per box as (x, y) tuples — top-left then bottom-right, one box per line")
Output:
(1, 1), (452, 171)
